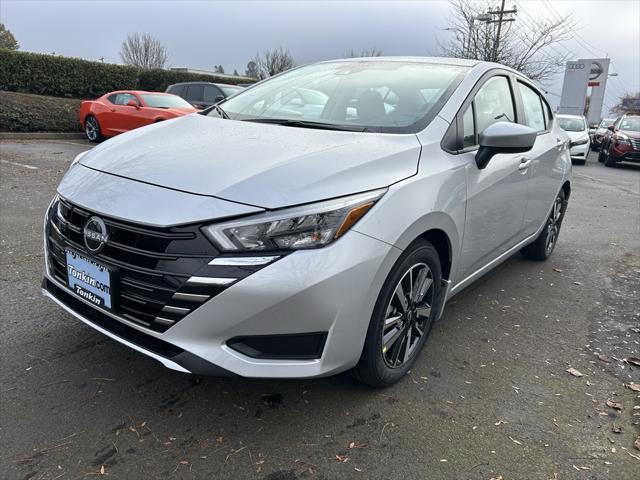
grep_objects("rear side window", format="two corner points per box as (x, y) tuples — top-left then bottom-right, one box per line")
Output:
(167, 85), (184, 97)
(112, 93), (139, 106)
(518, 82), (546, 132)
(185, 85), (204, 102)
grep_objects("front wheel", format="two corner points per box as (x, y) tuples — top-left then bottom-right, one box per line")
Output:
(353, 240), (441, 387)
(521, 189), (567, 261)
(604, 146), (618, 168)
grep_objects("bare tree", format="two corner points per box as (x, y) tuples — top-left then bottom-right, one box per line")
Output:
(245, 60), (259, 79)
(119, 33), (168, 69)
(610, 92), (640, 116)
(438, 0), (576, 82)
(345, 47), (383, 58)
(251, 47), (296, 80)
(0, 23), (19, 50)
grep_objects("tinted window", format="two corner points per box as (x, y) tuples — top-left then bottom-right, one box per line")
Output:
(167, 85), (184, 97)
(462, 104), (475, 148)
(107, 94), (118, 104)
(519, 82), (545, 132)
(203, 85), (222, 103)
(113, 93), (139, 106)
(185, 85), (204, 102)
(474, 76), (515, 135)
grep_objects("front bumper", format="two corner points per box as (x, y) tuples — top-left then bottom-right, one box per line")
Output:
(43, 228), (401, 378)
(569, 140), (590, 160)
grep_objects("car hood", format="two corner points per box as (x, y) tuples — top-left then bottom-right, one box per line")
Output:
(565, 130), (589, 141)
(80, 114), (422, 209)
(619, 129), (640, 139)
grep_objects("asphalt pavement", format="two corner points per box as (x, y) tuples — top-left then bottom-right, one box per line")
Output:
(1, 140), (639, 480)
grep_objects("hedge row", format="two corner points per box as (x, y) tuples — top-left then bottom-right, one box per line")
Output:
(0, 50), (254, 99)
(0, 91), (82, 132)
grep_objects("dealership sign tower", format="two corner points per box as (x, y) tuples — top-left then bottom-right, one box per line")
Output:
(559, 58), (610, 125)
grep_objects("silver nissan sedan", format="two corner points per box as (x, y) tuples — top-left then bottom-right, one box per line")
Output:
(43, 57), (572, 386)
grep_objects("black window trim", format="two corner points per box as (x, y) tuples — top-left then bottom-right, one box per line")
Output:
(514, 77), (553, 135)
(441, 68), (519, 154)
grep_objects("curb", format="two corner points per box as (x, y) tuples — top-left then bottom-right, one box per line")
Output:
(0, 132), (86, 140)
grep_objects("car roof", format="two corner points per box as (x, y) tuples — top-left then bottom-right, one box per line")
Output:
(107, 90), (176, 96)
(167, 82), (240, 87)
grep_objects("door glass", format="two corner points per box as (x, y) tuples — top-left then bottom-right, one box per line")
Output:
(114, 93), (138, 105)
(474, 76), (515, 135)
(462, 104), (475, 148)
(519, 82), (545, 132)
(203, 85), (221, 103)
(185, 85), (204, 102)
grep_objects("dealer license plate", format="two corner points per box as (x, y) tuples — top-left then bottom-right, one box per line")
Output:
(65, 248), (113, 309)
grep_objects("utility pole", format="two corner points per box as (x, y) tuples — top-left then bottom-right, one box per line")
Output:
(478, 1), (517, 62)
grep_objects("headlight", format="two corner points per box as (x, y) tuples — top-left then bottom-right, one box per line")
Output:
(572, 138), (589, 146)
(203, 189), (386, 251)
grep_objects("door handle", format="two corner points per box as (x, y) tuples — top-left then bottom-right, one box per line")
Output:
(110, 108), (116, 112)
(556, 138), (565, 150)
(518, 157), (532, 171)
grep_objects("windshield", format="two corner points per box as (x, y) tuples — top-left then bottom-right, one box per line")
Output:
(558, 116), (586, 132)
(619, 116), (640, 132)
(220, 85), (243, 97)
(141, 94), (193, 109)
(599, 119), (615, 128)
(211, 61), (469, 133)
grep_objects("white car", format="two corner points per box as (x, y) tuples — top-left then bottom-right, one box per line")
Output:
(557, 114), (590, 165)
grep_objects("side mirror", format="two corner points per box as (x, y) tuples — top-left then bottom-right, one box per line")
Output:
(127, 99), (140, 110)
(607, 125), (615, 131)
(213, 95), (225, 103)
(475, 122), (537, 169)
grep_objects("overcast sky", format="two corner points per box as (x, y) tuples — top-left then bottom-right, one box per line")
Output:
(2, 0), (638, 114)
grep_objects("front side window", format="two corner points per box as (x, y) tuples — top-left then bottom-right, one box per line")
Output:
(473, 76), (515, 135)
(518, 82), (546, 132)
(220, 85), (243, 97)
(213, 61), (469, 133)
(203, 85), (222, 103)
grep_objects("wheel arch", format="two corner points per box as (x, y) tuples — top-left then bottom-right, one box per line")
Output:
(418, 229), (452, 280)
(561, 180), (571, 200)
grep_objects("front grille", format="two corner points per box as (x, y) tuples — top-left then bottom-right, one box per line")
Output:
(46, 197), (233, 333)
(630, 137), (640, 151)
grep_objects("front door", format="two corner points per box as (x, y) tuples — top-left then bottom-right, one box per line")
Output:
(457, 75), (530, 279)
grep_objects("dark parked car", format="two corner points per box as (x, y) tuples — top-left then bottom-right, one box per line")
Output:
(598, 115), (640, 167)
(591, 118), (616, 151)
(165, 82), (244, 109)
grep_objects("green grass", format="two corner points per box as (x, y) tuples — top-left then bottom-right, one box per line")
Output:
(0, 90), (82, 132)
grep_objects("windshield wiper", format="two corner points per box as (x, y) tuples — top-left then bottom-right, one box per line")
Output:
(242, 118), (365, 132)
(211, 104), (229, 119)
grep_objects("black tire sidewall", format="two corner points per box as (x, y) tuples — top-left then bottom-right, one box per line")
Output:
(357, 240), (442, 386)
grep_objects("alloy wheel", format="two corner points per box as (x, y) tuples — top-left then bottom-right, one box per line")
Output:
(545, 195), (563, 255)
(85, 118), (98, 141)
(381, 263), (435, 368)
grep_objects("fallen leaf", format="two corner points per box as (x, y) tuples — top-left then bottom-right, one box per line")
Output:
(494, 420), (507, 426)
(508, 436), (522, 445)
(606, 399), (622, 410)
(100, 465), (105, 475)
(348, 442), (366, 449)
(439, 459), (447, 462)
(553, 268), (563, 273)
(335, 454), (349, 463)
(598, 355), (612, 363)
(626, 383), (640, 392)
(490, 476), (503, 480)
(573, 281), (582, 285)
(625, 357), (640, 367)
(612, 425), (622, 434)
(566, 367), (584, 377)
(635, 437), (640, 451)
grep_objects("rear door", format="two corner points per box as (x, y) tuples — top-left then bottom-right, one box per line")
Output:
(184, 84), (206, 109)
(457, 74), (530, 278)
(516, 80), (567, 235)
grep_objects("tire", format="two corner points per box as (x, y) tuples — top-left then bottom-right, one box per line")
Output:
(521, 189), (567, 261)
(598, 145), (607, 163)
(353, 240), (442, 387)
(84, 115), (103, 142)
(604, 147), (618, 168)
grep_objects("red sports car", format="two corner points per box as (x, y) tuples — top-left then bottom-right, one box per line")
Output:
(79, 90), (197, 142)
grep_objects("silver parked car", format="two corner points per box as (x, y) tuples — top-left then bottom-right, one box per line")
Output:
(43, 58), (571, 387)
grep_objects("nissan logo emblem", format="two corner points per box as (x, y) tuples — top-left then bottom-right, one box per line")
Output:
(83, 216), (109, 254)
